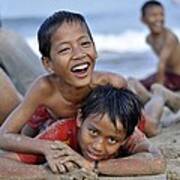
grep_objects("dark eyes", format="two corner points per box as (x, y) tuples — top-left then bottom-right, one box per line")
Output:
(108, 137), (118, 145)
(81, 41), (91, 47)
(58, 41), (91, 55)
(58, 48), (70, 54)
(89, 128), (98, 136)
(88, 128), (118, 145)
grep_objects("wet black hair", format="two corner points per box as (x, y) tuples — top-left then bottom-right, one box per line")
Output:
(37, 10), (93, 58)
(141, 0), (163, 17)
(81, 85), (143, 138)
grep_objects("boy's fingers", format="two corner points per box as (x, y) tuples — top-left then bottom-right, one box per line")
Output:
(60, 155), (82, 167)
(64, 161), (78, 172)
(51, 143), (64, 149)
(57, 163), (67, 174)
(51, 141), (69, 149)
(48, 161), (59, 174)
(53, 149), (67, 158)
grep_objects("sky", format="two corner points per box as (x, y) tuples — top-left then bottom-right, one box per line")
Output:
(0, 0), (131, 18)
(0, 0), (179, 19)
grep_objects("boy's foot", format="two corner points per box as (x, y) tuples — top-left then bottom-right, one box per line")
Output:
(128, 77), (151, 104)
(151, 84), (180, 112)
(161, 110), (180, 127)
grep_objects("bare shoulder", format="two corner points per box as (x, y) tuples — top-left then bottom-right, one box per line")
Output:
(130, 128), (162, 157)
(26, 74), (55, 99)
(165, 28), (179, 44)
(91, 71), (127, 89)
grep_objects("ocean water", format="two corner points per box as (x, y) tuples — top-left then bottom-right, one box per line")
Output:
(1, 0), (180, 78)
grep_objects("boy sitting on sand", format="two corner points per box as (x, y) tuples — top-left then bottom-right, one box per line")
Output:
(127, 0), (180, 134)
(0, 85), (166, 177)
(140, 0), (180, 91)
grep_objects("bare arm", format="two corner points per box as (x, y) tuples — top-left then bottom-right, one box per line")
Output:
(92, 71), (127, 89)
(0, 156), (97, 179)
(106, 72), (127, 88)
(0, 77), (70, 173)
(96, 142), (166, 176)
(156, 33), (178, 84)
(0, 156), (54, 178)
(0, 77), (51, 153)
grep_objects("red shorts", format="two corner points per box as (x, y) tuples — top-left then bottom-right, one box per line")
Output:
(140, 72), (180, 91)
(137, 112), (148, 133)
(27, 106), (53, 130)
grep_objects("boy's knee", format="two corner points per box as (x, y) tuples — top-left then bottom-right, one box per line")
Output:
(146, 127), (160, 137)
(145, 121), (161, 137)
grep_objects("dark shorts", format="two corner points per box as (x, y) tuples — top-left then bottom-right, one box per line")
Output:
(140, 72), (180, 91)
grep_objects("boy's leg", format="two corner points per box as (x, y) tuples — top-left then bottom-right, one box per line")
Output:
(161, 110), (180, 127)
(151, 84), (180, 112)
(0, 68), (22, 124)
(128, 77), (151, 104)
(143, 93), (165, 137)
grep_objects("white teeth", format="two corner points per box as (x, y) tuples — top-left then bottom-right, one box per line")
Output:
(72, 63), (88, 71)
(155, 22), (161, 27)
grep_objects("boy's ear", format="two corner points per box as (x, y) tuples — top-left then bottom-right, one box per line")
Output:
(94, 44), (98, 59)
(42, 57), (54, 73)
(76, 109), (82, 128)
(141, 16), (146, 24)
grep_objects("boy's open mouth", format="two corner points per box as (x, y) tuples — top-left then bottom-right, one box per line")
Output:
(154, 21), (163, 27)
(71, 62), (90, 77)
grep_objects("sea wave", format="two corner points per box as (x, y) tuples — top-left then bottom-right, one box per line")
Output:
(27, 28), (180, 56)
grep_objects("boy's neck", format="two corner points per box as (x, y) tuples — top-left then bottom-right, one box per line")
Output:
(151, 27), (166, 38)
(56, 79), (92, 104)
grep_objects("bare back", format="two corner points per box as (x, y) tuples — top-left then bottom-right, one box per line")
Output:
(147, 28), (180, 75)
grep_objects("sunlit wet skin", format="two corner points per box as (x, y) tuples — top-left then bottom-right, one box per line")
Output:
(77, 113), (126, 161)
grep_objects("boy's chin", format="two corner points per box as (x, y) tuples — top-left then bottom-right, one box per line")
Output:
(72, 78), (92, 88)
(151, 27), (164, 34)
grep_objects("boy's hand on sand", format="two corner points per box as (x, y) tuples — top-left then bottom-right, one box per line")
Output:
(51, 141), (95, 173)
(43, 141), (75, 174)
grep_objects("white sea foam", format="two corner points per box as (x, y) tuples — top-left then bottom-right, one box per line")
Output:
(27, 30), (149, 55)
(27, 37), (40, 56)
(94, 30), (149, 53)
(27, 28), (180, 55)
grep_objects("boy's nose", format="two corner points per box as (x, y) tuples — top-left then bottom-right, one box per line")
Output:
(72, 45), (86, 60)
(92, 138), (105, 152)
(157, 14), (164, 21)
